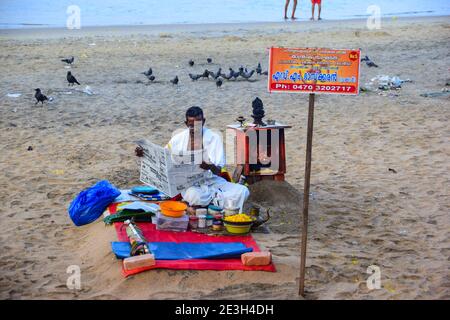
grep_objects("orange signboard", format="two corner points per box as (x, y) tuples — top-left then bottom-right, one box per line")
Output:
(268, 47), (360, 95)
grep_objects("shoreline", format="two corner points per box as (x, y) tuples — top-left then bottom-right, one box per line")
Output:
(1, 15), (449, 40)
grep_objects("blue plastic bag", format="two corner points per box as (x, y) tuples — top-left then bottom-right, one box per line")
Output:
(68, 180), (121, 226)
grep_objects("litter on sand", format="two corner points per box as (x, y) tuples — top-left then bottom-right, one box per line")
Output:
(6, 93), (22, 98)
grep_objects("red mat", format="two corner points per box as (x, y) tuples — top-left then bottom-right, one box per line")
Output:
(108, 203), (276, 276)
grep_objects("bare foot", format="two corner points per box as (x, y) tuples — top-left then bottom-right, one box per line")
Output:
(291, 16), (298, 20)
(310, 17), (314, 21)
(284, 16), (288, 20)
(318, 17), (322, 20)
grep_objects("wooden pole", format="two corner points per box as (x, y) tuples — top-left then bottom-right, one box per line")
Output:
(299, 93), (315, 297)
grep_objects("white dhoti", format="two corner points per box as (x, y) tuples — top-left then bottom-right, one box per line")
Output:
(182, 176), (250, 212)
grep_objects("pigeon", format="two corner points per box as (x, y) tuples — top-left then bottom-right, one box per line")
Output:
(61, 56), (74, 65)
(67, 71), (80, 86)
(141, 68), (152, 77)
(189, 73), (202, 81)
(363, 55), (378, 67)
(148, 75), (155, 82)
(241, 69), (255, 80)
(208, 68), (222, 80)
(34, 88), (48, 105)
(202, 69), (210, 78)
(27, 146), (33, 151)
(170, 75), (179, 85)
(229, 68), (240, 80)
(207, 58), (212, 64)
(216, 78), (223, 88)
(221, 72), (232, 80)
(261, 70), (268, 75)
(189, 59), (194, 67)
(256, 63), (262, 75)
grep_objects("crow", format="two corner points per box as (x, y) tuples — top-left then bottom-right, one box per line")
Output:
(256, 63), (262, 75)
(61, 56), (74, 65)
(170, 75), (179, 85)
(216, 78), (223, 88)
(189, 73), (202, 81)
(202, 69), (210, 78)
(241, 69), (255, 80)
(67, 71), (80, 86)
(142, 67), (152, 77)
(34, 88), (48, 105)
(189, 59), (194, 67)
(207, 58), (212, 64)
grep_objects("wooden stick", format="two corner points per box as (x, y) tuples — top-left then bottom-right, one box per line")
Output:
(299, 93), (315, 297)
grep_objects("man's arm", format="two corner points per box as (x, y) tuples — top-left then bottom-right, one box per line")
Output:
(200, 161), (221, 176)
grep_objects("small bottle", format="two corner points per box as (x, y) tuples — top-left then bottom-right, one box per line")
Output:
(189, 216), (199, 230)
(206, 214), (214, 227)
(198, 215), (206, 229)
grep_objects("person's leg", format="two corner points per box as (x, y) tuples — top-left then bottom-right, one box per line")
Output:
(284, 0), (290, 19)
(318, 3), (322, 20)
(214, 180), (250, 213)
(291, 0), (298, 19)
(311, 3), (315, 20)
(182, 185), (214, 207)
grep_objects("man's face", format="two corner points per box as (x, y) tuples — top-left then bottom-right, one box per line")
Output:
(185, 116), (205, 130)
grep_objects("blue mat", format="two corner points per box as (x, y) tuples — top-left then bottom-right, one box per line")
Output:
(111, 242), (253, 260)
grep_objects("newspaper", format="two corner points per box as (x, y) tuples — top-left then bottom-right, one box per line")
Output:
(136, 139), (210, 197)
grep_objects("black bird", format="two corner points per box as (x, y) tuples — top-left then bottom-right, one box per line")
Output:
(207, 58), (212, 64)
(189, 73), (202, 81)
(142, 67), (152, 77)
(67, 71), (80, 86)
(209, 68), (222, 80)
(256, 63), (262, 75)
(34, 88), (48, 105)
(148, 75), (155, 82)
(360, 55), (369, 62)
(189, 59), (194, 67)
(170, 75), (179, 85)
(202, 69), (210, 78)
(61, 56), (74, 65)
(27, 146), (33, 151)
(216, 78), (223, 88)
(261, 70), (268, 75)
(241, 69), (255, 80)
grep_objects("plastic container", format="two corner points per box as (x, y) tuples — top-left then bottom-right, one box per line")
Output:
(159, 201), (187, 218)
(206, 214), (214, 227)
(189, 215), (199, 230)
(198, 215), (206, 229)
(208, 205), (223, 216)
(223, 207), (240, 216)
(212, 221), (223, 231)
(196, 208), (208, 217)
(156, 211), (188, 232)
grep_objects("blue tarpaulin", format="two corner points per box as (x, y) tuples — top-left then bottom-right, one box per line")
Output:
(111, 242), (253, 260)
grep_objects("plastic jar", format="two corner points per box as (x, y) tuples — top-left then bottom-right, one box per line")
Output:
(189, 215), (199, 230)
(206, 214), (214, 227)
(212, 221), (223, 231)
(196, 208), (208, 217)
(198, 215), (206, 228)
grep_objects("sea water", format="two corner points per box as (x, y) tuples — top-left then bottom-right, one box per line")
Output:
(0, 0), (449, 29)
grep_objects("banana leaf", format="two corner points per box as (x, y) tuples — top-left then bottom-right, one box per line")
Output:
(103, 209), (155, 225)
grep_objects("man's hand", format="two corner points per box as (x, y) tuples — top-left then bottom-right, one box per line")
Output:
(200, 161), (221, 176)
(135, 146), (144, 157)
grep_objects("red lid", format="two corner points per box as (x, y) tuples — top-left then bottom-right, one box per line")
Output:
(189, 215), (199, 221)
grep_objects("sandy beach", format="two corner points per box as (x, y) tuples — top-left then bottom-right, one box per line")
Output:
(0, 16), (449, 300)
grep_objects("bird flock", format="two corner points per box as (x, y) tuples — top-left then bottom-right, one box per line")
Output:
(141, 58), (269, 89)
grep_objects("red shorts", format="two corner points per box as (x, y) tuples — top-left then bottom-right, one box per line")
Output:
(311, 0), (321, 4)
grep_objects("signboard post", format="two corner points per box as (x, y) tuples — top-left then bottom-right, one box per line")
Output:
(268, 47), (360, 297)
